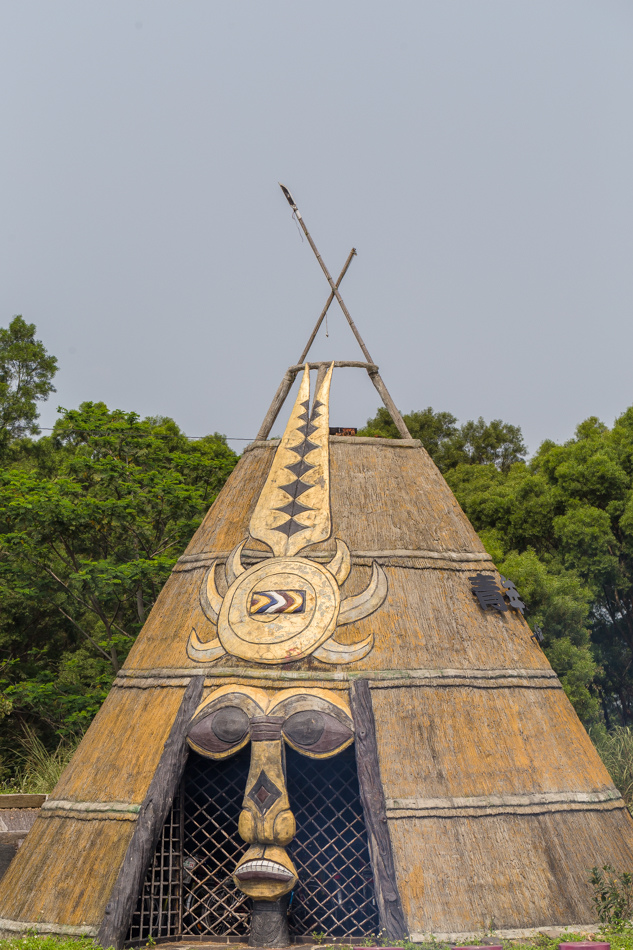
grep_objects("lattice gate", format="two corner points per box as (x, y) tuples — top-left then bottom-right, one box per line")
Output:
(127, 744), (378, 942)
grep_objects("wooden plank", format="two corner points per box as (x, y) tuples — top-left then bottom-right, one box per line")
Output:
(0, 795), (46, 810)
(97, 674), (205, 950)
(350, 678), (408, 940)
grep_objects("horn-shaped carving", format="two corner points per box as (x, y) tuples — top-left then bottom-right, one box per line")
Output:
(312, 631), (374, 664)
(187, 627), (226, 662)
(337, 562), (388, 626)
(188, 363), (388, 668)
(326, 539), (351, 586)
(200, 561), (223, 625)
(225, 539), (247, 587)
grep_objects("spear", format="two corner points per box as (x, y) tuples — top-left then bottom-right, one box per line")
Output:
(256, 249), (357, 441)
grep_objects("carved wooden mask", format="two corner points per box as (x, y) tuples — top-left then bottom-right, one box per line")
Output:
(187, 686), (354, 901)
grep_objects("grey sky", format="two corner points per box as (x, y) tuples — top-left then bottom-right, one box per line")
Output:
(2, 1), (633, 455)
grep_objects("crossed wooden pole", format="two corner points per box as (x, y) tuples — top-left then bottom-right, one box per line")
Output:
(255, 185), (411, 441)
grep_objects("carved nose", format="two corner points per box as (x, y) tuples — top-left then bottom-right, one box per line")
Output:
(238, 716), (296, 847)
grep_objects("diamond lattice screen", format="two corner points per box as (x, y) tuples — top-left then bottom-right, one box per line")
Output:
(286, 745), (379, 937)
(127, 742), (378, 941)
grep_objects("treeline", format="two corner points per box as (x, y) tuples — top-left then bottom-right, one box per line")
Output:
(2, 315), (633, 776)
(0, 317), (238, 773)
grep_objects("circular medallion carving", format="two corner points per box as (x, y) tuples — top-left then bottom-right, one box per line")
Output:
(217, 557), (340, 663)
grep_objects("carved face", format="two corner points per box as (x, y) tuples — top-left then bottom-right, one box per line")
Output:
(187, 687), (354, 901)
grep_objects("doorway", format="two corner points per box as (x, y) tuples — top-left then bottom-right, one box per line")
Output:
(126, 743), (378, 941)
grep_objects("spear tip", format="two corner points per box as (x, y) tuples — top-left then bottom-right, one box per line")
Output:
(279, 183), (298, 211)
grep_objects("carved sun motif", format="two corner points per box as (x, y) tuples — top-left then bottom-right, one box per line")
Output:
(186, 362), (388, 666)
(188, 536), (387, 664)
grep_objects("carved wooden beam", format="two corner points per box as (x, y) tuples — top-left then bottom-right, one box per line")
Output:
(350, 678), (408, 940)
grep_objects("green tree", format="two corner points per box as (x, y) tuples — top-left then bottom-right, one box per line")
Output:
(0, 316), (58, 446)
(447, 407), (633, 726)
(358, 405), (526, 472)
(0, 402), (238, 752)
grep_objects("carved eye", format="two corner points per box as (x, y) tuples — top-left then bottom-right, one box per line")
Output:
(188, 706), (250, 757)
(283, 710), (353, 757)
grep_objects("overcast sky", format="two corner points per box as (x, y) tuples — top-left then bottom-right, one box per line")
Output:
(2, 1), (633, 455)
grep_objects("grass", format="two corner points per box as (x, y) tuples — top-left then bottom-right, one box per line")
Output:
(0, 727), (78, 795)
(0, 936), (630, 950)
(320, 932), (633, 950)
(590, 726), (633, 813)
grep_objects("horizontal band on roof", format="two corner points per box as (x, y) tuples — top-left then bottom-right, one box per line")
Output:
(41, 799), (140, 821)
(175, 548), (493, 568)
(386, 787), (623, 820)
(386, 799), (626, 820)
(367, 668), (561, 689)
(243, 436), (422, 452)
(113, 668), (558, 690)
(0, 918), (98, 937)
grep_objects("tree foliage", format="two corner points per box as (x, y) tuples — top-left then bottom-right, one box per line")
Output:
(358, 405), (527, 472)
(447, 409), (633, 725)
(0, 400), (238, 761)
(0, 316), (58, 446)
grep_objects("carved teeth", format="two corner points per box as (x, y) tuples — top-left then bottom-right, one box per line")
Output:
(235, 859), (294, 881)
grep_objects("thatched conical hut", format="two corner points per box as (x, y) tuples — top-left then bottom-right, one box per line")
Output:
(1, 189), (633, 944)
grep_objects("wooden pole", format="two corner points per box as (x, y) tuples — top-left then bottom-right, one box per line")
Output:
(297, 248), (357, 365)
(256, 252), (356, 442)
(279, 184), (412, 440)
(368, 368), (412, 440)
(255, 367), (300, 442)
(280, 186), (374, 363)
(350, 678), (408, 940)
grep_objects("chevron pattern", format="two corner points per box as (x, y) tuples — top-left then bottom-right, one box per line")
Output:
(249, 590), (306, 615)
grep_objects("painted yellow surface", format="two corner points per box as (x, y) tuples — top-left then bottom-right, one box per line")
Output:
(371, 683), (615, 801)
(389, 809), (633, 933)
(250, 364), (333, 557)
(51, 686), (184, 804)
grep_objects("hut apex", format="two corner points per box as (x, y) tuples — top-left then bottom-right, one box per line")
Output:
(1, 189), (633, 948)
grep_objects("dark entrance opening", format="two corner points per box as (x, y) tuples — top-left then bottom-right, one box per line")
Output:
(126, 744), (378, 943)
(286, 746), (378, 937)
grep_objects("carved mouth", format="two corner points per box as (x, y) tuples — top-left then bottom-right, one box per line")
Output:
(235, 859), (295, 882)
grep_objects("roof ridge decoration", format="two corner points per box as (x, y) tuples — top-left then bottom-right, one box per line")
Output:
(186, 363), (388, 666)
(250, 362), (332, 556)
(255, 184), (412, 442)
